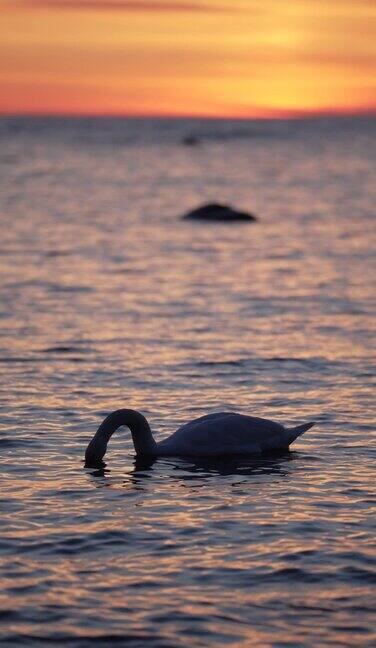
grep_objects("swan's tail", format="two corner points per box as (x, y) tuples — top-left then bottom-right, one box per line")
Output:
(285, 421), (315, 445)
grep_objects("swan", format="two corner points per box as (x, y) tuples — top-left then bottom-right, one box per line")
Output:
(85, 409), (315, 466)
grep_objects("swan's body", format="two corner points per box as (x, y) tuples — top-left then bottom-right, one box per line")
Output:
(85, 409), (315, 466)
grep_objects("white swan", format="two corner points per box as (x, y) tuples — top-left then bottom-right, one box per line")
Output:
(85, 409), (315, 465)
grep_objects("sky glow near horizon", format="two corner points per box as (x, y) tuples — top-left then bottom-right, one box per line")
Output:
(1, 0), (375, 117)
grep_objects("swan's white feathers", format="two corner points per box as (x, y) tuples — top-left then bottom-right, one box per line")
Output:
(157, 413), (287, 456)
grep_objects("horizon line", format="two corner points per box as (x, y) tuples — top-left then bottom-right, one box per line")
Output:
(1, 108), (375, 121)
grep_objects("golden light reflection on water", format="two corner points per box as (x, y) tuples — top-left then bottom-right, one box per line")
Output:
(0, 116), (375, 645)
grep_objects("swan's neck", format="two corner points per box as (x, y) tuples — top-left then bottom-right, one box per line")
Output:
(85, 409), (157, 465)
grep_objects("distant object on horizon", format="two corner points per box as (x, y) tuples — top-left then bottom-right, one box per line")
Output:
(85, 409), (315, 466)
(183, 203), (257, 222)
(182, 135), (200, 146)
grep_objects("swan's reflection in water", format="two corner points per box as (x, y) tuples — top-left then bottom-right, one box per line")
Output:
(86, 450), (304, 487)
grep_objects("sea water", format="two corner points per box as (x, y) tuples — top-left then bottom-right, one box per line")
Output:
(0, 116), (375, 646)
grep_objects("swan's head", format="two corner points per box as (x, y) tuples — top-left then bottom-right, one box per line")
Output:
(85, 436), (106, 467)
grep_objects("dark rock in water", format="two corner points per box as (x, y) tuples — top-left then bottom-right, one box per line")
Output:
(183, 203), (257, 222)
(182, 135), (199, 146)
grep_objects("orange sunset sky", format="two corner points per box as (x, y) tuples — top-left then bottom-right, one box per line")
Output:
(1, 0), (375, 118)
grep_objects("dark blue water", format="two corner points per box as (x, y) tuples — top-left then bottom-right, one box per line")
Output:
(0, 116), (375, 646)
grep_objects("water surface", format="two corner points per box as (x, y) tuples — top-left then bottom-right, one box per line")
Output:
(0, 116), (375, 646)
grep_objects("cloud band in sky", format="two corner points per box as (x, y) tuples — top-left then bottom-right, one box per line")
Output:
(9, 0), (231, 12)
